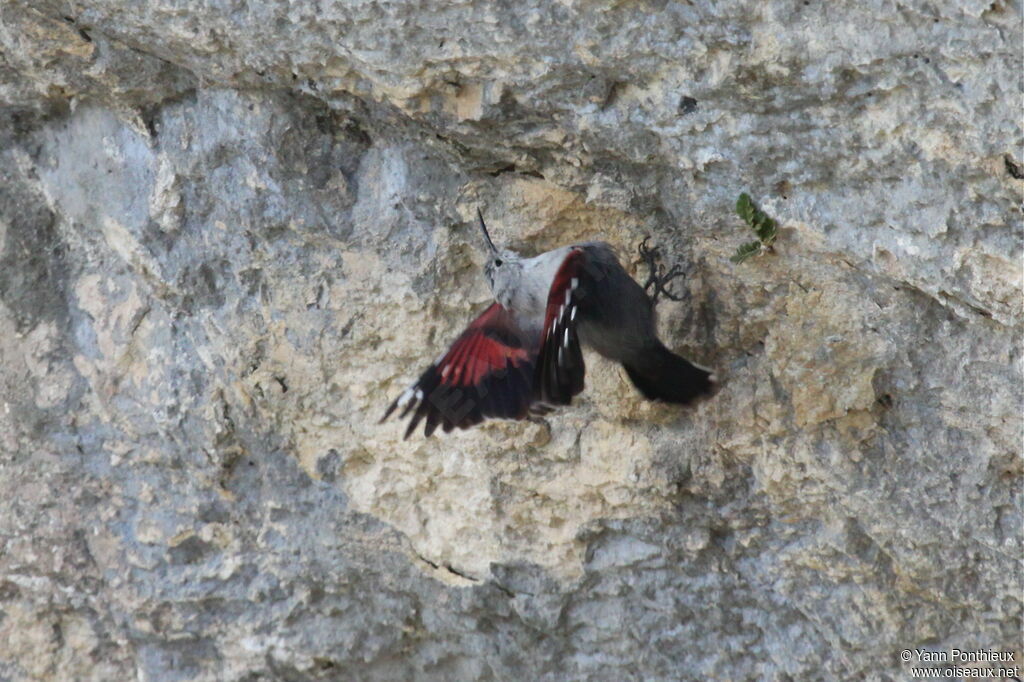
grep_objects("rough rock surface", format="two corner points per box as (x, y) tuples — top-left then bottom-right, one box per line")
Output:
(1, 1), (1021, 679)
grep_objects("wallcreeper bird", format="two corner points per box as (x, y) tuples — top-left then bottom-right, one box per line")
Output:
(382, 210), (715, 438)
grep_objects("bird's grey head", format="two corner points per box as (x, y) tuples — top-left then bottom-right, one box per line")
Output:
(476, 209), (522, 292)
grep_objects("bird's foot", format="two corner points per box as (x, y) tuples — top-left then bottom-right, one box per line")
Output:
(638, 236), (684, 303)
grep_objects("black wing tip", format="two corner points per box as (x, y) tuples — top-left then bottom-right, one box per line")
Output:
(389, 381), (537, 439)
(535, 298), (586, 406)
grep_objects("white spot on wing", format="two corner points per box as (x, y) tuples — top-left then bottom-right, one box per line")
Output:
(570, 277), (579, 289)
(563, 329), (569, 348)
(397, 386), (416, 407)
(441, 365), (450, 378)
(570, 306), (577, 321)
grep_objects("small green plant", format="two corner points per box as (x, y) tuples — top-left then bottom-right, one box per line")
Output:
(730, 193), (778, 264)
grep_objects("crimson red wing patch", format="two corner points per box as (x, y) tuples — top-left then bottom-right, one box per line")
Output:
(534, 248), (587, 406)
(382, 303), (538, 438)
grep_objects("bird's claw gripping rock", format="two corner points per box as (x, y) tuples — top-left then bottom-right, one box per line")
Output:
(638, 236), (684, 304)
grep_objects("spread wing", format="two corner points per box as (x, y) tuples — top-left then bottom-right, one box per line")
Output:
(534, 248), (588, 406)
(382, 303), (538, 438)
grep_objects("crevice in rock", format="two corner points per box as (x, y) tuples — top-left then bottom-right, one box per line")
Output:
(415, 552), (481, 584)
(441, 563), (478, 582)
(490, 582), (516, 598)
(485, 163), (544, 179)
(1004, 154), (1023, 179)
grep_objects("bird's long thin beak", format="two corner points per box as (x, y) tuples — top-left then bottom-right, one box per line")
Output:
(477, 208), (498, 253)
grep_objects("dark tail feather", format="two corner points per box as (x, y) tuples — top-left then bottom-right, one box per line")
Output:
(622, 344), (715, 405)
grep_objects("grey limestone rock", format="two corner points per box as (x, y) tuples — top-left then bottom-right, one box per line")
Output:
(0, 1), (1020, 679)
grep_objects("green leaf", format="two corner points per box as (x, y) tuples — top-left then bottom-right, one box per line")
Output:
(754, 214), (777, 245)
(730, 240), (763, 263)
(736, 193), (755, 224)
(732, 192), (778, 264)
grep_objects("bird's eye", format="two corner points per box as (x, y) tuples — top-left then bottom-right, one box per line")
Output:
(494, 258), (503, 267)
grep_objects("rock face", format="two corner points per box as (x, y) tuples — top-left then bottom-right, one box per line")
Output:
(1, 1), (1021, 679)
